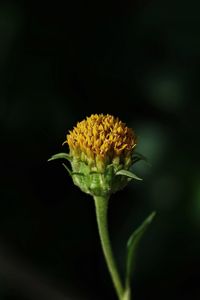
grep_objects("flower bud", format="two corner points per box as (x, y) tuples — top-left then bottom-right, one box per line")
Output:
(49, 114), (142, 197)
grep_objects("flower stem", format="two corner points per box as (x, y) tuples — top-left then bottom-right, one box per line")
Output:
(93, 196), (124, 300)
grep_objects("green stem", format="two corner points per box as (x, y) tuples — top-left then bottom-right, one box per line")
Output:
(93, 196), (125, 300)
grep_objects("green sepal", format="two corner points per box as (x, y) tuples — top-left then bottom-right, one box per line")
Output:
(116, 169), (143, 181)
(89, 171), (103, 175)
(48, 152), (72, 162)
(132, 152), (150, 166)
(72, 172), (85, 176)
(62, 163), (72, 176)
(62, 163), (85, 177)
(125, 212), (156, 288)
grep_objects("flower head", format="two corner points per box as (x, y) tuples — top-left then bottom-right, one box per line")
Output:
(64, 114), (136, 170)
(49, 114), (142, 197)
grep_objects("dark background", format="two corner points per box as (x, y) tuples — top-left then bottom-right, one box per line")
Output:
(0, 0), (200, 299)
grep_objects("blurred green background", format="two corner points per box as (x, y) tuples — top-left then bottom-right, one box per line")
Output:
(0, 0), (200, 299)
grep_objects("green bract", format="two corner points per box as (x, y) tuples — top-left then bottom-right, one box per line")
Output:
(48, 153), (143, 197)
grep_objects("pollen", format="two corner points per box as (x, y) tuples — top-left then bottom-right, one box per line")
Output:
(65, 114), (136, 160)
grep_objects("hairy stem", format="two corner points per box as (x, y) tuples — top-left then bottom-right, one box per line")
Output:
(93, 196), (124, 300)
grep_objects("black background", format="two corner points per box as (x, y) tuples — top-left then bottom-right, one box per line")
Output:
(0, 0), (200, 299)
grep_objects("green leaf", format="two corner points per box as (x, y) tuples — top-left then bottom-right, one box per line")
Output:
(125, 212), (156, 288)
(116, 169), (143, 181)
(48, 153), (72, 162)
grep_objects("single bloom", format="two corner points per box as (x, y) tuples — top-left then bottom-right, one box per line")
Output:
(49, 114), (142, 197)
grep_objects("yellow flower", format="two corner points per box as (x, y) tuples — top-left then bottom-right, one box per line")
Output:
(49, 114), (142, 197)
(64, 114), (136, 170)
